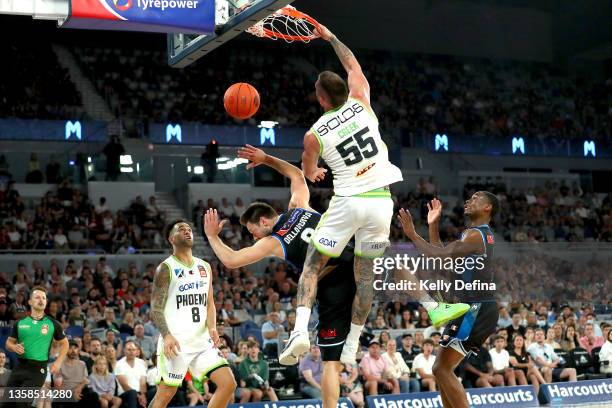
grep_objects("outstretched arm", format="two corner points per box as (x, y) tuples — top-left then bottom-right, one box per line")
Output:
(238, 145), (313, 210)
(204, 209), (284, 268)
(317, 24), (370, 104)
(427, 199), (444, 248)
(398, 208), (484, 258)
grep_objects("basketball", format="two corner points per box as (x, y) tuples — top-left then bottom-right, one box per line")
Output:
(224, 82), (260, 120)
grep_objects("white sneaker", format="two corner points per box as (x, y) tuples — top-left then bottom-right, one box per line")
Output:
(279, 331), (310, 366)
(340, 341), (358, 365)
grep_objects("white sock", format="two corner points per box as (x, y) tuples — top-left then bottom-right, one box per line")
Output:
(422, 302), (439, 311)
(294, 306), (311, 334)
(344, 323), (365, 347)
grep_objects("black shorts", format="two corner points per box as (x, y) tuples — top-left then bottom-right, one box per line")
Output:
(315, 260), (356, 362)
(440, 301), (498, 356)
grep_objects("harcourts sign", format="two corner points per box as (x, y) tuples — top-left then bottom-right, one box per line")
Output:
(539, 379), (612, 405)
(227, 397), (354, 408)
(367, 386), (538, 408)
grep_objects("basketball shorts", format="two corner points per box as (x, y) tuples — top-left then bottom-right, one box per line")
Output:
(156, 338), (228, 386)
(315, 260), (356, 361)
(311, 188), (393, 258)
(440, 301), (498, 357)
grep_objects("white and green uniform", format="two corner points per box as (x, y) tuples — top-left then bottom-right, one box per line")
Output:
(156, 255), (227, 386)
(310, 97), (403, 257)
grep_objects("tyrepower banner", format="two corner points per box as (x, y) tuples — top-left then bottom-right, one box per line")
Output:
(539, 379), (612, 405)
(366, 386), (539, 408)
(62, 0), (215, 33)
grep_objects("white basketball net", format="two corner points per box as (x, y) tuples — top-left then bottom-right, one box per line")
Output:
(246, 6), (320, 43)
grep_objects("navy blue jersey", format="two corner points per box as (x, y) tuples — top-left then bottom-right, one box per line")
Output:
(457, 224), (495, 302)
(271, 208), (353, 271)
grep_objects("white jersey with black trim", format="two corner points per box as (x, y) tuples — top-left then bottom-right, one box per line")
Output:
(311, 97), (403, 196)
(160, 254), (212, 353)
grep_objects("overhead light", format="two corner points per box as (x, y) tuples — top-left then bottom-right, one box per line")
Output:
(194, 166), (204, 174)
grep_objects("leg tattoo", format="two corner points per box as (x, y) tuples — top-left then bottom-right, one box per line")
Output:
(297, 244), (330, 308)
(351, 256), (375, 325)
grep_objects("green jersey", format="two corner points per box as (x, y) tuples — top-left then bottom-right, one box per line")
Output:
(238, 357), (268, 389)
(11, 315), (65, 362)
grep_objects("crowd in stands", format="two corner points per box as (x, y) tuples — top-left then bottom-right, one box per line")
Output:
(4, 41), (611, 144)
(0, 255), (609, 405)
(0, 43), (84, 120)
(0, 181), (167, 252)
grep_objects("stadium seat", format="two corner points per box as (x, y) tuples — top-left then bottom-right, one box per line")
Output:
(569, 347), (597, 377)
(65, 325), (84, 339)
(554, 348), (574, 368)
(239, 321), (259, 340)
(244, 328), (263, 345)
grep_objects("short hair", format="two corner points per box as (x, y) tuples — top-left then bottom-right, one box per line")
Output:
(31, 286), (46, 295)
(534, 327), (545, 334)
(165, 218), (189, 239)
(479, 191), (500, 218)
(240, 202), (277, 226)
(317, 71), (349, 107)
(246, 340), (259, 349)
(493, 335), (505, 343)
(423, 339), (435, 347)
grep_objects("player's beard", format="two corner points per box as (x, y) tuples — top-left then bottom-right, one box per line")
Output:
(174, 235), (194, 249)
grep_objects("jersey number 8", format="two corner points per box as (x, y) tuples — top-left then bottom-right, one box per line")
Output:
(335, 127), (378, 166)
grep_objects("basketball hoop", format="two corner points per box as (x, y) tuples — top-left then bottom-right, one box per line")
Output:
(246, 5), (320, 43)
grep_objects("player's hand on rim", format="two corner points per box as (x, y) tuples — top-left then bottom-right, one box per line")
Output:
(426, 198), (443, 225)
(398, 208), (416, 238)
(314, 24), (333, 41)
(163, 333), (181, 359)
(203, 209), (228, 238)
(237, 144), (266, 169)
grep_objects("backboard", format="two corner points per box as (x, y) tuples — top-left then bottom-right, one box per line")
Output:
(167, 0), (294, 68)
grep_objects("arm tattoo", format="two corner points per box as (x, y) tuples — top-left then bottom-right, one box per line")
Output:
(330, 35), (356, 72)
(151, 263), (171, 337)
(296, 245), (329, 309)
(351, 257), (375, 325)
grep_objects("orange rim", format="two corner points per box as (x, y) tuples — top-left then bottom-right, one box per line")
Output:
(260, 7), (321, 41)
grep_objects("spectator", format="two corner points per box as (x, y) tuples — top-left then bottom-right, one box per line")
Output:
(105, 345), (118, 374)
(506, 312), (526, 340)
(115, 341), (148, 408)
(261, 312), (285, 358)
(489, 335), (519, 386)
(97, 308), (120, 331)
(0, 351), (11, 386)
(561, 325), (578, 352)
(45, 156), (61, 184)
(545, 328), (562, 350)
(219, 345), (251, 403)
(359, 338), (399, 395)
(127, 323), (155, 361)
(528, 328), (577, 383)
(599, 330), (612, 375)
(382, 339), (420, 393)
(464, 343), (504, 388)
(25, 153), (43, 183)
(509, 334), (546, 394)
(119, 311), (136, 335)
(103, 135), (125, 181)
(89, 356), (122, 408)
(54, 340), (99, 407)
(579, 323), (605, 355)
(497, 307), (512, 328)
(298, 345), (322, 399)
(398, 310), (415, 330)
(340, 363), (364, 408)
(411, 339), (437, 391)
(238, 340), (278, 402)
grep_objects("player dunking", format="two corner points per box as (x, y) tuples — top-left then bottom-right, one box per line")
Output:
(398, 192), (500, 408)
(281, 24), (469, 365)
(204, 145), (356, 408)
(149, 220), (236, 408)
